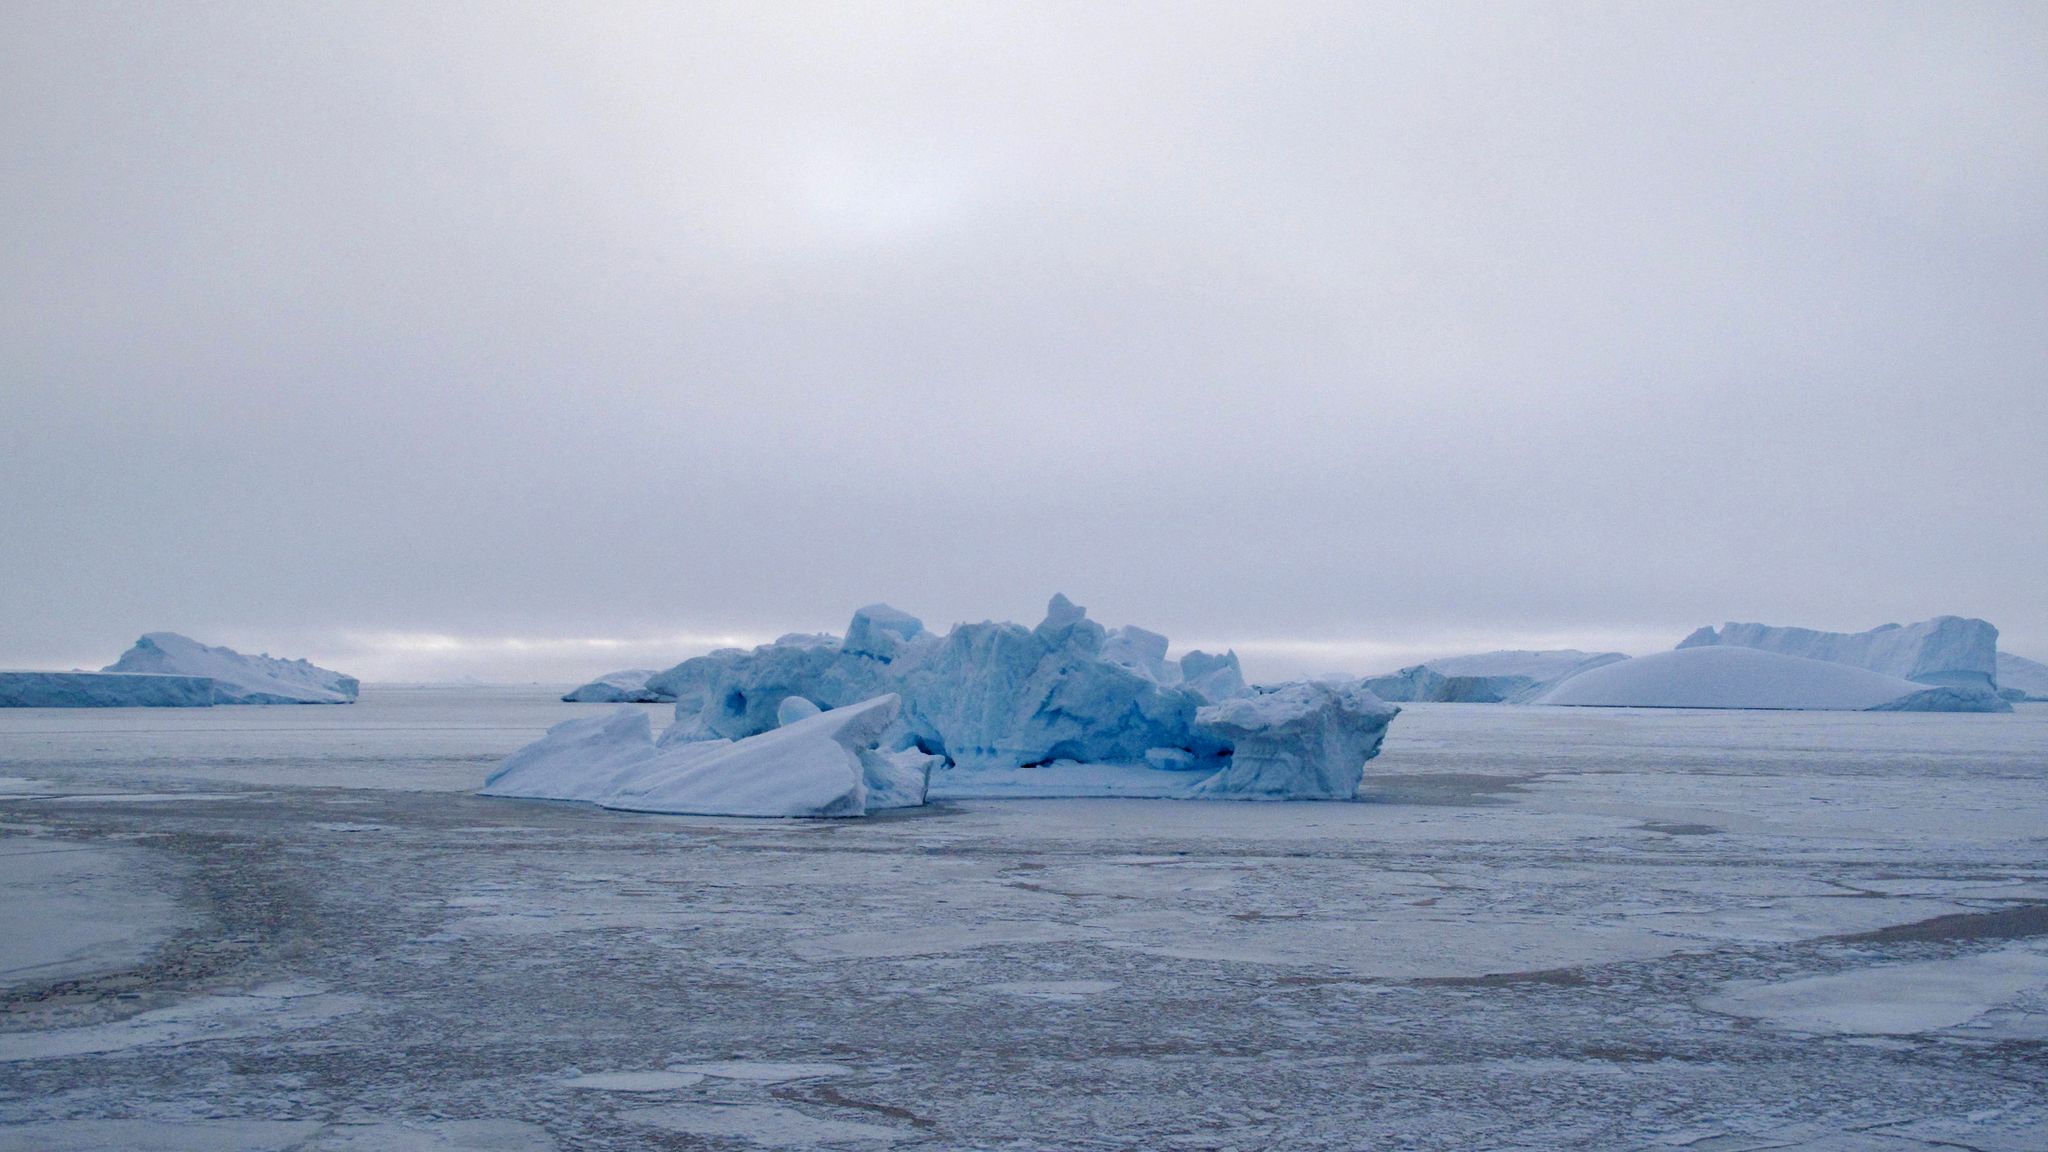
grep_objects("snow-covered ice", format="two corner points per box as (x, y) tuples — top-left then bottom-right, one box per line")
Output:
(99, 633), (359, 705)
(1533, 645), (2011, 711)
(560, 670), (671, 703)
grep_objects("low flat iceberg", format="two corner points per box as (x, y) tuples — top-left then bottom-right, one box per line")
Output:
(486, 595), (1403, 815)
(1363, 649), (1626, 703)
(0, 671), (218, 709)
(104, 633), (358, 705)
(562, 669), (673, 703)
(1532, 646), (2008, 712)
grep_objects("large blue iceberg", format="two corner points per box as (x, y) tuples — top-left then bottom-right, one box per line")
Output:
(490, 596), (1401, 816)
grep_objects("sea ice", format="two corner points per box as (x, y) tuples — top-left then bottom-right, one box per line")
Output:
(561, 669), (672, 703)
(1531, 646), (2002, 711)
(1677, 616), (2000, 690)
(104, 633), (359, 704)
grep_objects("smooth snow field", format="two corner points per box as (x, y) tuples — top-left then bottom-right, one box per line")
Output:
(1, 689), (2044, 1150)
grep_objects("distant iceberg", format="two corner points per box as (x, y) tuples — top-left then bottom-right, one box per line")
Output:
(104, 633), (358, 704)
(1676, 617), (1999, 692)
(2, 633), (357, 707)
(485, 596), (1401, 816)
(561, 669), (673, 703)
(1363, 650), (1626, 703)
(1532, 646), (2010, 712)
(1996, 652), (2048, 702)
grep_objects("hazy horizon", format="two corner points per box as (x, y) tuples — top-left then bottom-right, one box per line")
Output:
(5, 3), (2044, 684)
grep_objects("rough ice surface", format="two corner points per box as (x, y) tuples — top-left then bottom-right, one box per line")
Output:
(1532, 646), (2002, 711)
(103, 633), (359, 705)
(1677, 616), (2000, 690)
(1190, 680), (1400, 799)
(560, 670), (671, 704)
(1363, 649), (1626, 703)
(485, 695), (912, 818)
(7, 689), (2047, 1150)
(1996, 650), (2048, 701)
(0, 671), (219, 709)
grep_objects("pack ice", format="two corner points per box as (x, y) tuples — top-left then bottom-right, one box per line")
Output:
(1362, 649), (1627, 703)
(486, 596), (1401, 816)
(1532, 646), (2010, 712)
(1, 633), (358, 707)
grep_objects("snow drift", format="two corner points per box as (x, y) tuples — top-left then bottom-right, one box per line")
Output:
(103, 633), (358, 705)
(1532, 646), (2008, 712)
(485, 596), (1402, 815)
(1363, 649), (1626, 703)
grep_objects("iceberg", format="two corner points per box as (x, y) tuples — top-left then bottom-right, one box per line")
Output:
(0, 671), (218, 709)
(1190, 681), (1399, 799)
(483, 694), (917, 818)
(1676, 617), (1999, 691)
(103, 633), (358, 704)
(3, 634), (358, 707)
(1532, 646), (2010, 712)
(489, 595), (1402, 812)
(1363, 650), (1627, 703)
(561, 669), (673, 703)
(1996, 651), (2048, 702)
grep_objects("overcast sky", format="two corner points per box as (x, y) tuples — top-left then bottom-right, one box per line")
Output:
(3, 2), (2044, 683)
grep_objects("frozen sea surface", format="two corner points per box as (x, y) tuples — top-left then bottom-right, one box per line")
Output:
(1, 687), (2044, 1150)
